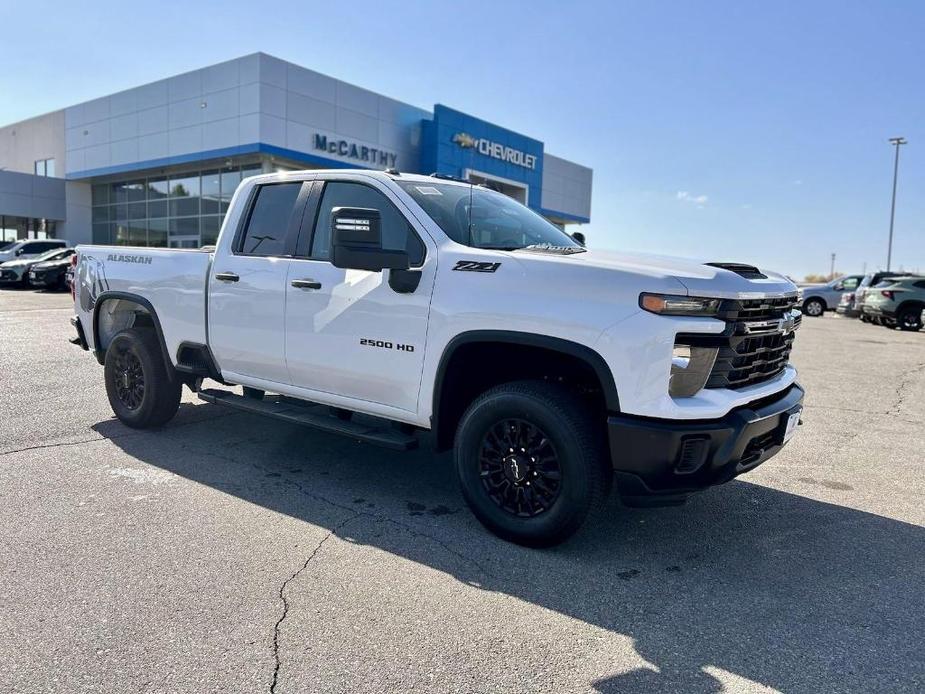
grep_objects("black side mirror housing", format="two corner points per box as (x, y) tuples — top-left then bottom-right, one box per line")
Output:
(330, 206), (409, 272)
(571, 231), (586, 246)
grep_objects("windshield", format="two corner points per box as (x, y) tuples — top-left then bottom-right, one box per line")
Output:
(398, 181), (583, 252)
(34, 248), (68, 262)
(0, 241), (15, 251)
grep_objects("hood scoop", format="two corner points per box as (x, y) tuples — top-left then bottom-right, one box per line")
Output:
(705, 262), (767, 280)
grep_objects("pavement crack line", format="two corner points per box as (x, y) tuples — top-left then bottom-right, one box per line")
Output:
(888, 361), (925, 416)
(270, 514), (359, 694)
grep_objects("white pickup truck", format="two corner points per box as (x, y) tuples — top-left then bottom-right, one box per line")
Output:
(71, 169), (803, 546)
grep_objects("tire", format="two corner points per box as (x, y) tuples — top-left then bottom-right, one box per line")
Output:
(860, 314), (871, 323)
(454, 381), (611, 547)
(104, 328), (181, 428)
(57, 272), (69, 292)
(896, 307), (923, 332)
(803, 298), (825, 317)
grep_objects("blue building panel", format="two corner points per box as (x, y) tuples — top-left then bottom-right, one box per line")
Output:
(424, 104), (545, 211)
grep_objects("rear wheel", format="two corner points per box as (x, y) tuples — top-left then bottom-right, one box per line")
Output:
(803, 298), (825, 317)
(454, 381), (611, 547)
(896, 307), (923, 332)
(104, 328), (181, 428)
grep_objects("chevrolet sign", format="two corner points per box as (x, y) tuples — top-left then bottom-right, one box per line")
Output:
(452, 132), (537, 170)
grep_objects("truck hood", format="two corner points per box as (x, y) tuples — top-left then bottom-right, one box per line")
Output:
(512, 248), (797, 299)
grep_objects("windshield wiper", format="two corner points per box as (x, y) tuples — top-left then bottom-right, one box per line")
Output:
(478, 245), (522, 251)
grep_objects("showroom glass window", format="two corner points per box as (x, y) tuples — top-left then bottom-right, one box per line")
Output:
(90, 163), (262, 247)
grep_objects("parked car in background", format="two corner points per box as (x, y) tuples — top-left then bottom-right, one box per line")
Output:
(862, 276), (925, 331)
(0, 246), (74, 287)
(836, 271), (903, 319)
(0, 239), (67, 264)
(27, 248), (76, 291)
(800, 275), (864, 317)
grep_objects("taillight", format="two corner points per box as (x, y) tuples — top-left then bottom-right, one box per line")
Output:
(881, 290), (894, 300)
(70, 253), (78, 301)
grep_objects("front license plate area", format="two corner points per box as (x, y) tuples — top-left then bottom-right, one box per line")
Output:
(781, 407), (802, 444)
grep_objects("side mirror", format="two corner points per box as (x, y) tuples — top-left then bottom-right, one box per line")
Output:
(833, 282), (844, 291)
(571, 231), (586, 246)
(330, 207), (409, 272)
(15, 248), (24, 256)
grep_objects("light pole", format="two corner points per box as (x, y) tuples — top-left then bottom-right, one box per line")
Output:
(886, 137), (907, 271)
(830, 253), (836, 281)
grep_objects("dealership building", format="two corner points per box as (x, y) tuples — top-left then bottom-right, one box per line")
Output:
(0, 53), (592, 248)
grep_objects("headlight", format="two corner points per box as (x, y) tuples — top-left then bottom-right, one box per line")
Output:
(640, 293), (721, 316)
(669, 343), (718, 397)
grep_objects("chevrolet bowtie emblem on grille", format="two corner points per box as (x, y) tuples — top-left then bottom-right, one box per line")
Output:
(742, 312), (799, 335)
(452, 132), (477, 148)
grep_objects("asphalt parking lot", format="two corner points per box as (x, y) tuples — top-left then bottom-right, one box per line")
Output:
(1, 289), (923, 693)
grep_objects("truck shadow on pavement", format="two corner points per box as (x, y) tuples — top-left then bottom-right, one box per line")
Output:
(94, 404), (924, 693)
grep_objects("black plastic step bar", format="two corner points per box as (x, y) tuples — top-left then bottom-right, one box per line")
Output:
(197, 388), (418, 451)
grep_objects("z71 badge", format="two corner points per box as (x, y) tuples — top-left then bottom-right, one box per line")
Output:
(452, 260), (501, 273)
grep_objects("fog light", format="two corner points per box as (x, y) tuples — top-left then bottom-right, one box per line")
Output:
(669, 344), (718, 397)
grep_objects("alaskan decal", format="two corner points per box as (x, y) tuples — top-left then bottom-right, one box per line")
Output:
(452, 260), (501, 273)
(107, 253), (153, 265)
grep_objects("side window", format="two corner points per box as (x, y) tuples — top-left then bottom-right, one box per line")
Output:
(237, 183), (303, 256)
(310, 181), (424, 265)
(914, 281), (925, 289)
(841, 277), (859, 290)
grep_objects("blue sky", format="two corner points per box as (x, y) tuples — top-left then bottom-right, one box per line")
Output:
(2, 0), (922, 278)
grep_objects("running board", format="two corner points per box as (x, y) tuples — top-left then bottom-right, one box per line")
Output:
(197, 389), (418, 451)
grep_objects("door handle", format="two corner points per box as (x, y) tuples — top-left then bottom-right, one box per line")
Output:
(291, 278), (322, 290)
(215, 271), (239, 282)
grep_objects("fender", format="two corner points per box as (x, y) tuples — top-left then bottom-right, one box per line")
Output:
(91, 291), (174, 378)
(431, 329), (621, 433)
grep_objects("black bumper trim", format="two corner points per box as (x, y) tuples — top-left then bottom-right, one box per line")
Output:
(608, 383), (804, 505)
(70, 315), (89, 351)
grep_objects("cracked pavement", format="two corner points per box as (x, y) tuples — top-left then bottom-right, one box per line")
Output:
(1, 291), (923, 693)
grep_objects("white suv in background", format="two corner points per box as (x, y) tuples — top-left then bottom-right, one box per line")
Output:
(0, 239), (68, 264)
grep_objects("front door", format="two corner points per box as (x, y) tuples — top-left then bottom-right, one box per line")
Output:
(208, 180), (310, 384)
(284, 177), (435, 413)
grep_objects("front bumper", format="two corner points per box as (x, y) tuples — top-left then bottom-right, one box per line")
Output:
(608, 383), (804, 506)
(0, 269), (24, 284)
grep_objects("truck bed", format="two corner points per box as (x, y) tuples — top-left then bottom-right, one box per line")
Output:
(74, 245), (212, 363)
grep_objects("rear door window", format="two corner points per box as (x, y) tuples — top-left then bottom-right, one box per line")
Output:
(236, 183), (304, 257)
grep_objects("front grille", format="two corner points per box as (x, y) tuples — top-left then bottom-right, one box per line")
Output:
(706, 330), (796, 388)
(682, 293), (800, 390)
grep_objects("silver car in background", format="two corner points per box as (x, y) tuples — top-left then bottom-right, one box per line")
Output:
(800, 275), (863, 317)
(837, 271), (903, 319)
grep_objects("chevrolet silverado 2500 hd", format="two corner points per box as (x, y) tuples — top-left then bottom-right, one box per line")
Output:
(71, 170), (803, 546)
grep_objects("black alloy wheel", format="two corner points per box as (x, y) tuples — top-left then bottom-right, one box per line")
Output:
(104, 328), (182, 428)
(111, 345), (146, 410)
(479, 418), (562, 517)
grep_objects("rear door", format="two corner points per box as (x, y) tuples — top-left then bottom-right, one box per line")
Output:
(283, 176), (435, 413)
(208, 180), (311, 384)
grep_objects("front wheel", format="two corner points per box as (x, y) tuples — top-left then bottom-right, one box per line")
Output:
(104, 328), (181, 428)
(896, 307), (923, 332)
(454, 381), (611, 547)
(803, 298), (825, 317)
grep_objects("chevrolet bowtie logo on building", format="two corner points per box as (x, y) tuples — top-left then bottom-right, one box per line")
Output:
(452, 132), (478, 149)
(452, 132), (538, 170)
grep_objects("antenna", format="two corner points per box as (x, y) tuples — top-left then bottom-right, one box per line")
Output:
(467, 180), (475, 247)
